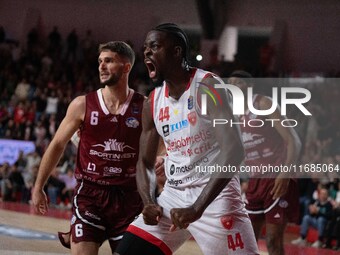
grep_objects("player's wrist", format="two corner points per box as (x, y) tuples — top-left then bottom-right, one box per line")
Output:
(191, 203), (205, 218)
(142, 196), (157, 205)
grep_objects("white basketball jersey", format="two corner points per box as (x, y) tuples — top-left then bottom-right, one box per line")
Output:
(152, 68), (241, 196)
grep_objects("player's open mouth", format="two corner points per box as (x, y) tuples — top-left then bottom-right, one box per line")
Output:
(144, 59), (157, 79)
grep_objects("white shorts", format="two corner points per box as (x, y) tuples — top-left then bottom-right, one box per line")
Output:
(128, 182), (259, 255)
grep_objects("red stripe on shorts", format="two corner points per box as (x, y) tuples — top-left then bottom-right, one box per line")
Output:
(127, 225), (172, 255)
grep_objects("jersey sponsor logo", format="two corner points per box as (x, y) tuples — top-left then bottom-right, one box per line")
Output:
(167, 178), (183, 186)
(279, 199), (288, 208)
(187, 112), (197, 126)
(76, 174), (111, 185)
(188, 95), (194, 110)
(125, 117), (139, 128)
(242, 132), (262, 143)
(104, 166), (123, 175)
(92, 139), (134, 152)
(245, 151), (260, 161)
(127, 167), (136, 174)
(274, 213), (281, 219)
(221, 215), (234, 230)
(166, 130), (212, 152)
(89, 150), (136, 161)
(170, 164), (175, 175)
(71, 215), (77, 225)
(162, 125), (170, 137)
(173, 108), (179, 115)
(169, 157), (209, 176)
(185, 171), (208, 183)
(242, 132), (265, 149)
(170, 119), (189, 133)
(110, 116), (118, 122)
(162, 120), (189, 137)
(85, 211), (101, 221)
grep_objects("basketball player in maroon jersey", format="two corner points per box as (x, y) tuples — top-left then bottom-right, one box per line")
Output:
(228, 71), (301, 255)
(32, 41), (148, 255)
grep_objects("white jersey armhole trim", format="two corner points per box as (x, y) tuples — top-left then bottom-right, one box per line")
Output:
(119, 89), (134, 115)
(97, 89), (109, 115)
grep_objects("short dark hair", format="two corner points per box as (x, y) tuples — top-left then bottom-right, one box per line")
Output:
(230, 70), (252, 79)
(152, 23), (189, 61)
(230, 70), (254, 85)
(98, 41), (135, 66)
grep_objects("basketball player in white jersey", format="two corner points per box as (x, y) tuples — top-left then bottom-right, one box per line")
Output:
(114, 23), (259, 255)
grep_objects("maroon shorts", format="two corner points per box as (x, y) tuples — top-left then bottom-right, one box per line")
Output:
(70, 180), (143, 245)
(245, 178), (299, 225)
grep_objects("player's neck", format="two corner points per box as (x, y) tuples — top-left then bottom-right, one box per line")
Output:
(165, 67), (193, 100)
(102, 81), (131, 114)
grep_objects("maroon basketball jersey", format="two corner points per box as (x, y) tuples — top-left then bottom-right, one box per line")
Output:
(75, 89), (144, 188)
(239, 94), (286, 168)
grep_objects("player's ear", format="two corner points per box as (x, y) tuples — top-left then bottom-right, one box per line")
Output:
(123, 62), (132, 73)
(174, 46), (182, 59)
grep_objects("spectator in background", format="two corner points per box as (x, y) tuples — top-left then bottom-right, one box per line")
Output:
(45, 89), (59, 116)
(259, 41), (274, 76)
(23, 120), (35, 141)
(47, 114), (57, 139)
(34, 120), (48, 153)
(15, 150), (27, 171)
(0, 102), (9, 136)
(26, 28), (39, 52)
(25, 102), (36, 123)
(14, 78), (30, 101)
(81, 29), (95, 61)
(58, 167), (76, 209)
(22, 165), (39, 204)
(324, 181), (340, 250)
(66, 29), (78, 62)
(32, 87), (47, 122)
(13, 101), (26, 125)
(298, 178), (318, 221)
(292, 188), (333, 248)
(48, 26), (62, 59)
(25, 150), (41, 173)
(0, 162), (11, 201)
(46, 168), (66, 207)
(41, 53), (53, 77)
(4, 119), (15, 139)
(2, 163), (25, 201)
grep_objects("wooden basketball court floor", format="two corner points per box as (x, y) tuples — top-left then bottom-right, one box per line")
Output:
(1, 202), (339, 255)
